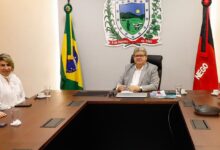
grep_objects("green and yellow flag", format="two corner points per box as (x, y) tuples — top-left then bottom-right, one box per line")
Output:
(60, 3), (83, 90)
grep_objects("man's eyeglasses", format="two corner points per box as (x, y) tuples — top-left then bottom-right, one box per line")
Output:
(134, 55), (146, 58)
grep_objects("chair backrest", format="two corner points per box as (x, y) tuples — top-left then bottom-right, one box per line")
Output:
(130, 55), (163, 90)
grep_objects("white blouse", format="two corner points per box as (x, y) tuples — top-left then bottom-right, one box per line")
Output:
(0, 73), (25, 110)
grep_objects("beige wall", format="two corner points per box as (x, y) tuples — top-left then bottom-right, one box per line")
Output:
(0, 0), (60, 97)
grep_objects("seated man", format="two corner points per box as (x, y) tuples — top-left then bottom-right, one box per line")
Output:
(116, 47), (159, 92)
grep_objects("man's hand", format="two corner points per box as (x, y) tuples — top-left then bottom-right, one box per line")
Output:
(117, 85), (127, 92)
(128, 85), (141, 92)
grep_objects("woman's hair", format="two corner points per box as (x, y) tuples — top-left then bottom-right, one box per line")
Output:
(0, 53), (15, 69)
(133, 47), (148, 56)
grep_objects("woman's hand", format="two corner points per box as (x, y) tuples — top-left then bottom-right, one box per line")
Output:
(0, 111), (7, 118)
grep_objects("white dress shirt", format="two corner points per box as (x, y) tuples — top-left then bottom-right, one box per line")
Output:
(130, 66), (144, 86)
(0, 73), (25, 110)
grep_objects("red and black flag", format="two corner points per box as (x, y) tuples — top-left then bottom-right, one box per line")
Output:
(193, 0), (218, 90)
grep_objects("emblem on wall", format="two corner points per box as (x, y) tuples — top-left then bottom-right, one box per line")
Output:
(104, 0), (162, 48)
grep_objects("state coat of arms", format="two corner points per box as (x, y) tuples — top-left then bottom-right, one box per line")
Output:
(104, 0), (162, 48)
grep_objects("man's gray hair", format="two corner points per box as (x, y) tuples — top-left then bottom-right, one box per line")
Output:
(133, 47), (148, 56)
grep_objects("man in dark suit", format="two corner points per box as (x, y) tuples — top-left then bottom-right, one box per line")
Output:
(116, 47), (159, 92)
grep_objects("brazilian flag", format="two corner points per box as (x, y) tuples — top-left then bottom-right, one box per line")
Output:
(60, 3), (83, 90)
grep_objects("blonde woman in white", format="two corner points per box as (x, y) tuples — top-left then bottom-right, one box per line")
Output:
(0, 53), (25, 110)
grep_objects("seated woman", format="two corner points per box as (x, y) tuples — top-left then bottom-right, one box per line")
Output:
(0, 53), (25, 110)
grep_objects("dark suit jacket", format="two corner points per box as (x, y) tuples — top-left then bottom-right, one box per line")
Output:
(117, 62), (159, 91)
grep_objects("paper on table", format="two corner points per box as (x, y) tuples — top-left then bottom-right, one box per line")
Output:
(150, 90), (177, 99)
(10, 119), (22, 126)
(37, 93), (51, 99)
(121, 90), (133, 93)
(181, 89), (188, 95)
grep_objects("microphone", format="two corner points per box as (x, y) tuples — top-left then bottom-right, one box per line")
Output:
(192, 101), (220, 116)
(108, 89), (117, 97)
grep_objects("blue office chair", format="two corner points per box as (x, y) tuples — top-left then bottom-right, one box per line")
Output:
(130, 55), (163, 90)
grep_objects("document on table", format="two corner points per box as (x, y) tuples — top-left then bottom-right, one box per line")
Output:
(116, 91), (148, 98)
(150, 90), (177, 99)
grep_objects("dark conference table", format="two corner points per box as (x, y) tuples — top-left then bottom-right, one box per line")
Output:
(0, 90), (220, 150)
